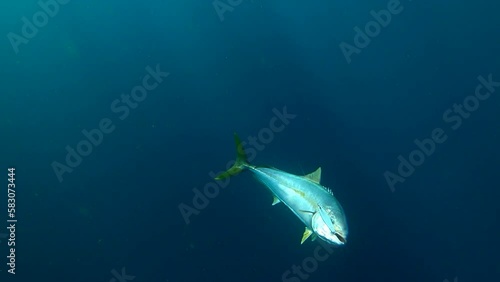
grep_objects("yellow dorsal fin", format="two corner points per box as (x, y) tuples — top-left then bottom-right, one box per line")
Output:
(304, 167), (321, 184)
(301, 227), (313, 244)
(272, 196), (281, 206)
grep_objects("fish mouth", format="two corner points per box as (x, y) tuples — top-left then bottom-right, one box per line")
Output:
(335, 233), (346, 244)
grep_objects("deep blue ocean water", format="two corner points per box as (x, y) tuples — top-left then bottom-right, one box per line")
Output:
(0, 0), (499, 281)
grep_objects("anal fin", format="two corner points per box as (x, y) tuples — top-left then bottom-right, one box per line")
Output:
(272, 196), (281, 206)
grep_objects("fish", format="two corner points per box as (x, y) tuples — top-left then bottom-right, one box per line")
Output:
(214, 133), (349, 246)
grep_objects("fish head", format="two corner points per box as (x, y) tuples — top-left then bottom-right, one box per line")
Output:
(311, 205), (348, 246)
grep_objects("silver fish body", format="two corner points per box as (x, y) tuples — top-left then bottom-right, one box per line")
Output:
(249, 166), (348, 245)
(215, 134), (349, 245)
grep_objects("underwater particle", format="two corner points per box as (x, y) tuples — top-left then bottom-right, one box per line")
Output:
(78, 207), (91, 218)
(186, 242), (195, 252)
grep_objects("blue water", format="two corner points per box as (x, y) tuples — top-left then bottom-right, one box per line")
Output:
(0, 0), (499, 281)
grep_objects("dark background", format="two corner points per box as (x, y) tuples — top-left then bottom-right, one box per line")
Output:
(0, 0), (498, 281)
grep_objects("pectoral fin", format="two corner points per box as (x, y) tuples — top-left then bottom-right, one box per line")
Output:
(298, 209), (315, 215)
(318, 205), (335, 232)
(301, 227), (313, 244)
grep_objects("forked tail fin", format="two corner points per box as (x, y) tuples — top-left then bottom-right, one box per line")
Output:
(214, 133), (249, 180)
